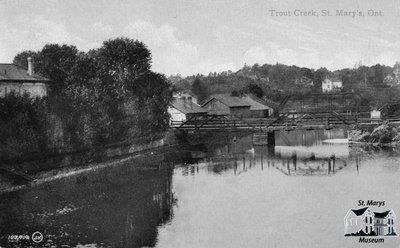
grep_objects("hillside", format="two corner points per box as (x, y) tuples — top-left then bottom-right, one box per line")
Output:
(169, 62), (400, 108)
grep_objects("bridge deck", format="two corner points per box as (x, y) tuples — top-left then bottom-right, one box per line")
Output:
(173, 112), (400, 132)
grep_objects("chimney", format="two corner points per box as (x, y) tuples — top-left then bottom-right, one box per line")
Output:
(187, 96), (193, 109)
(27, 57), (34, 76)
(180, 97), (187, 109)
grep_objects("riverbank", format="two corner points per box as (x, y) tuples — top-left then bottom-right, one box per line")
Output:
(0, 131), (181, 194)
(349, 123), (400, 147)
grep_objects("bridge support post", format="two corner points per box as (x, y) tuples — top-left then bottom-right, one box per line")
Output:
(267, 131), (275, 147)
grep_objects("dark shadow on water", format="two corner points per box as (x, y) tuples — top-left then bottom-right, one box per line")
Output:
(0, 156), (176, 248)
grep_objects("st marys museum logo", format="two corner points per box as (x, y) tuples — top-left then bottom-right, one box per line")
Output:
(344, 207), (397, 237)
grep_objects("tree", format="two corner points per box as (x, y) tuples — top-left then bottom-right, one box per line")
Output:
(14, 44), (79, 95)
(245, 83), (264, 98)
(95, 37), (152, 101)
(133, 72), (173, 135)
(313, 67), (330, 92)
(65, 53), (99, 89)
(36, 44), (79, 94)
(191, 78), (208, 104)
(13, 50), (38, 69)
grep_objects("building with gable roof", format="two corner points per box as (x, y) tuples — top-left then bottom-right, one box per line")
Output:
(201, 94), (251, 118)
(344, 207), (397, 236)
(201, 93), (276, 118)
(168, 95), (207, 125)
(241, 94), (276, 118)
(0, 58), (50, 98)
(322, 78), (343, 93)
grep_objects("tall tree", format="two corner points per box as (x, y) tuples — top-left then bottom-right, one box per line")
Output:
(14, 44), (79, 94)
(191, 78), (208, 104)
(13, 50), (38, 69)
(96, 37), (152, 101)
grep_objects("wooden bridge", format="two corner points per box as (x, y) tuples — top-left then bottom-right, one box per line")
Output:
(172, 112), (400, 132)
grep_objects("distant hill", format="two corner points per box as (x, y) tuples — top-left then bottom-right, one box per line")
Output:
(168, 62), (400, 107)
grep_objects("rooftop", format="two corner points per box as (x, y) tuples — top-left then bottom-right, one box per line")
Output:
(203, 94), (250, 108)
(374, 210), (391, 218)
(0, 64), (49, 82)
(242, 94), (277, 110)
(171, 98), (207, 114)
(351, 207), (369, 216)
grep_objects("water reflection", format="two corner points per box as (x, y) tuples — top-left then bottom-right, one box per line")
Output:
(1, 129), (399, 248)
(0, 156), (175, 248)
(156, 130), (400, 248)
(184, 130), (351, 177)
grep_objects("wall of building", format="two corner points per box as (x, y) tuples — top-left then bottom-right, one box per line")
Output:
(230, 107), (251, 118)
(168, 106), (186, 124)
(0, 82), (47, 97)
(203, 99), (230, 115)
(0, 83), (21, 97)
(22, 83), (47, 97)
(250, 109), (270, 118)
(322, 79), (342, 92)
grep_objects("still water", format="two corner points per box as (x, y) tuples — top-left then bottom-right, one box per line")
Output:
(1, 129), (400, 248)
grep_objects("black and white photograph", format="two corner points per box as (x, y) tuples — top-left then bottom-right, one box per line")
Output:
(0, 0), (400, 247)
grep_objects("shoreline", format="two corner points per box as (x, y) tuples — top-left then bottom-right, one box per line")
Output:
(0, 142), (181, 195)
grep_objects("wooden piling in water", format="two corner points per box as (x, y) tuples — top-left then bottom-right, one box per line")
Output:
(292, 153), (297, 171)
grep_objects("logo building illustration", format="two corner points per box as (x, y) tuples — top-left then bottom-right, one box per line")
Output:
(344, 207), (397, 236)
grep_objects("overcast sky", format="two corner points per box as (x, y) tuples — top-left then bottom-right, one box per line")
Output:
(0, 0), (399, 76)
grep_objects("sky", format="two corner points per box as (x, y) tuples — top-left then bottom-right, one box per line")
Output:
(0, 0), (399, 76)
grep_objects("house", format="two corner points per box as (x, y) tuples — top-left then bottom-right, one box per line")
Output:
(168, 96), (207, 125)
(370, 110), (381, 119)
(201, 94), (251, 118)
(241, 94), (275, 118)
(344, 207), (396, 236)
(374, 210), (397, 236)
(0, 58), (50, 98)
(322, 78), (343, 92)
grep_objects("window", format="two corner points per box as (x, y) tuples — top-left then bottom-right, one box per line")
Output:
(366, 226), (368, 233)
(365, 217), (368, 223)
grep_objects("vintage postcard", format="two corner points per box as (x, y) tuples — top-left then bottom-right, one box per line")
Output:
(0, 0), (399, 247)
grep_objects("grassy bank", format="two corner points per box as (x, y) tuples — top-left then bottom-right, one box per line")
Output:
(349, 123), (400, 147)
(0, 140), (181, 194)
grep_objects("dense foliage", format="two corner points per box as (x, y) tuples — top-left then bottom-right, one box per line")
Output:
(0, 93), (48, 159)
(2, 38), (173, 163)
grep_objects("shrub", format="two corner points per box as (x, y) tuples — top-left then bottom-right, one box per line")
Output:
(348, 130), (370, 142)
(369, 124), (398, 143)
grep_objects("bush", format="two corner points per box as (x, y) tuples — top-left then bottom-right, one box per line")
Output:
(369, 124), (398, 143)
(349, 130), (371, 142)
(0, 93), (49, 162)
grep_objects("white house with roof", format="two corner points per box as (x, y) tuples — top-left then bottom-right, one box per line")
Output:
(168, 96), (207, 126)
(322, 78), (343, 92)
(0, 57), (50, 98)
(344, 207), (396, 236)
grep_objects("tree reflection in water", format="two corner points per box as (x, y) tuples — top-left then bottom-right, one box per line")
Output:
(0, 156), (175, 248)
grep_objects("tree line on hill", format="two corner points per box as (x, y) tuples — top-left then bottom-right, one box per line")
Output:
(1, 38), (173, 164)
(170, 62), (400, 107)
